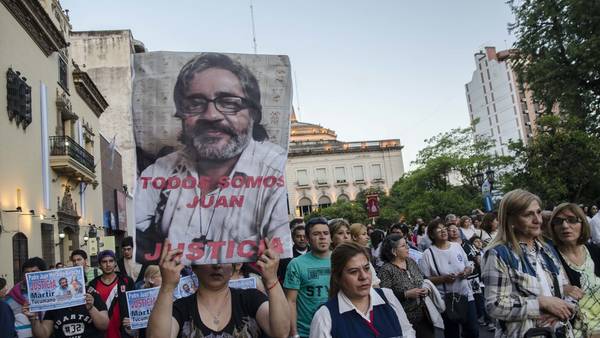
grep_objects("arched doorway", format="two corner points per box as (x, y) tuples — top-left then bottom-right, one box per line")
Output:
(318, 195), (332, 209)
(337, 194), (350, 203)
(12, 232), (28, 284)
(297, 197), (313, 217)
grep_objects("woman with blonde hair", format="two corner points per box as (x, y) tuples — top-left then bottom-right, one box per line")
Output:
(349, 223), (369, 247)
(349, 222), (380, 287)
(309, 242), (415, 338)
(550, 203), (600, 337)
(482, 189), (576, 337)
(143, 265), (162, 289)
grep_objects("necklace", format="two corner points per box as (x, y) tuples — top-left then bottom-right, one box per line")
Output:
(562, 246), (586, 268)
(193, 185), (223, 244)
(197, 288), (231, 326)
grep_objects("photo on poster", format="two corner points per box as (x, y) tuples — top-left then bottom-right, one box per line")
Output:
(26, 266), (86, 312)
(228, 277), (257, 290)
(132, 51), (293, 265)
(175, 274), (199, 299)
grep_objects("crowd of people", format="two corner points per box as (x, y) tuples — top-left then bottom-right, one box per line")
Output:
(1, 190), (600, 338)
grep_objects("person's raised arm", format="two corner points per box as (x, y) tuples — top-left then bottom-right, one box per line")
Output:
(22, 302), (53, 338)
(255, 238), (290, 338)
(147, 240), (184, 338)
(85, 293), (109, 330)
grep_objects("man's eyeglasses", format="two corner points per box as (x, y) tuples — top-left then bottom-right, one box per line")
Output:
(551, 216), (582, 227)
(180, 95), (257, 116)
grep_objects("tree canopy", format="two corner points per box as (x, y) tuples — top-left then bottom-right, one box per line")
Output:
(503, 0), (600, 206)
(504, 116), (600, 207)
(508, 0), (600, 134)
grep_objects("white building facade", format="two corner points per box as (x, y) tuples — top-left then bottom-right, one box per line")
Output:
(465, 46), (540, 156)
(286, 114), (404, 217)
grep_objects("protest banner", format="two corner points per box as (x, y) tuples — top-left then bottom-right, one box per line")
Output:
(175, 274), (199, 299)
(133, 51), (293, 265)
(26, 266), (85, 312)
(126, 287), (160, 330)
(228, 277), (257, 290)
(126, 274), (201, 329)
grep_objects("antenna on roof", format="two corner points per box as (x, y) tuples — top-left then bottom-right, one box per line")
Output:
(250, 0), (258, 54)
(294, 71), (301, 121)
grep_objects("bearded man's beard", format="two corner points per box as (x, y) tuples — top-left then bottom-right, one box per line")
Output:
(181, 121), (252, 161)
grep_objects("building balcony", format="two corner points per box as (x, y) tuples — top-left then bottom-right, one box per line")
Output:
(49, 135), (95, 182)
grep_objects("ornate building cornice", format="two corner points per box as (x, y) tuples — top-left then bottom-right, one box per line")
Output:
(72, 64), (109, 118)
(1, 0), (67, 56)
(57, 185), (78, 216)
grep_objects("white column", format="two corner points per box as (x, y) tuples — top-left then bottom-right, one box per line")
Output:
(40, 82), (50, 210)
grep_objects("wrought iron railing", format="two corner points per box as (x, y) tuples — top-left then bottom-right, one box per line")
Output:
(49, 135), (95, 173)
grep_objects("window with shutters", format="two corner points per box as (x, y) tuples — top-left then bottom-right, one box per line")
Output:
(334, 167), (347, 184)
(59, 57), (68, 90)
(41, 223), (55, 267)
(371, 164), (383, 181)
(315, 168), (328, 185)
(6, 68), (32, 130)
(297, 197), (313, 217)
(12, 233), (28, 284)
(318, 195), (331, 209)
(297, 169), (309, 186)
(353, 165), (365, 182)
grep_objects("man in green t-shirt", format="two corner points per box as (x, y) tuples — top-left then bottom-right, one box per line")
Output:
(70, 249), (100, 284)
(284, 217), (332, 338)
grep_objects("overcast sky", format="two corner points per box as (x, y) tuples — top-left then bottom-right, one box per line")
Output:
(61, 0), (515, 170)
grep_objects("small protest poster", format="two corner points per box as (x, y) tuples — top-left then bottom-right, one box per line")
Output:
(228, 277), (257, 290)
(126, 287), (160, 330)
(175, 275), (198, 299)
(133, 51), (293, 265)
(26, 266), (86, 312)
(126, 274), (201, 329)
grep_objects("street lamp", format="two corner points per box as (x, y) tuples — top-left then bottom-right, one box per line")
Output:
(474, 172), (485, 187)
(56, 231), (66, 246)
(474, 167), (495, 212)
(485, 168), (495, 185)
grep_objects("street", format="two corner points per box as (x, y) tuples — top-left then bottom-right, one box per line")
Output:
(434, 326), (495, 338)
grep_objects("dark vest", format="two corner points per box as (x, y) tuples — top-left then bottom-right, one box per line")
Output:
(325, 288), (403, 338)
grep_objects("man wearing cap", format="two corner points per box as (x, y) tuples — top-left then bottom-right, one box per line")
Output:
(88, 250), (134, 338)
(135, 52), (290, 265)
